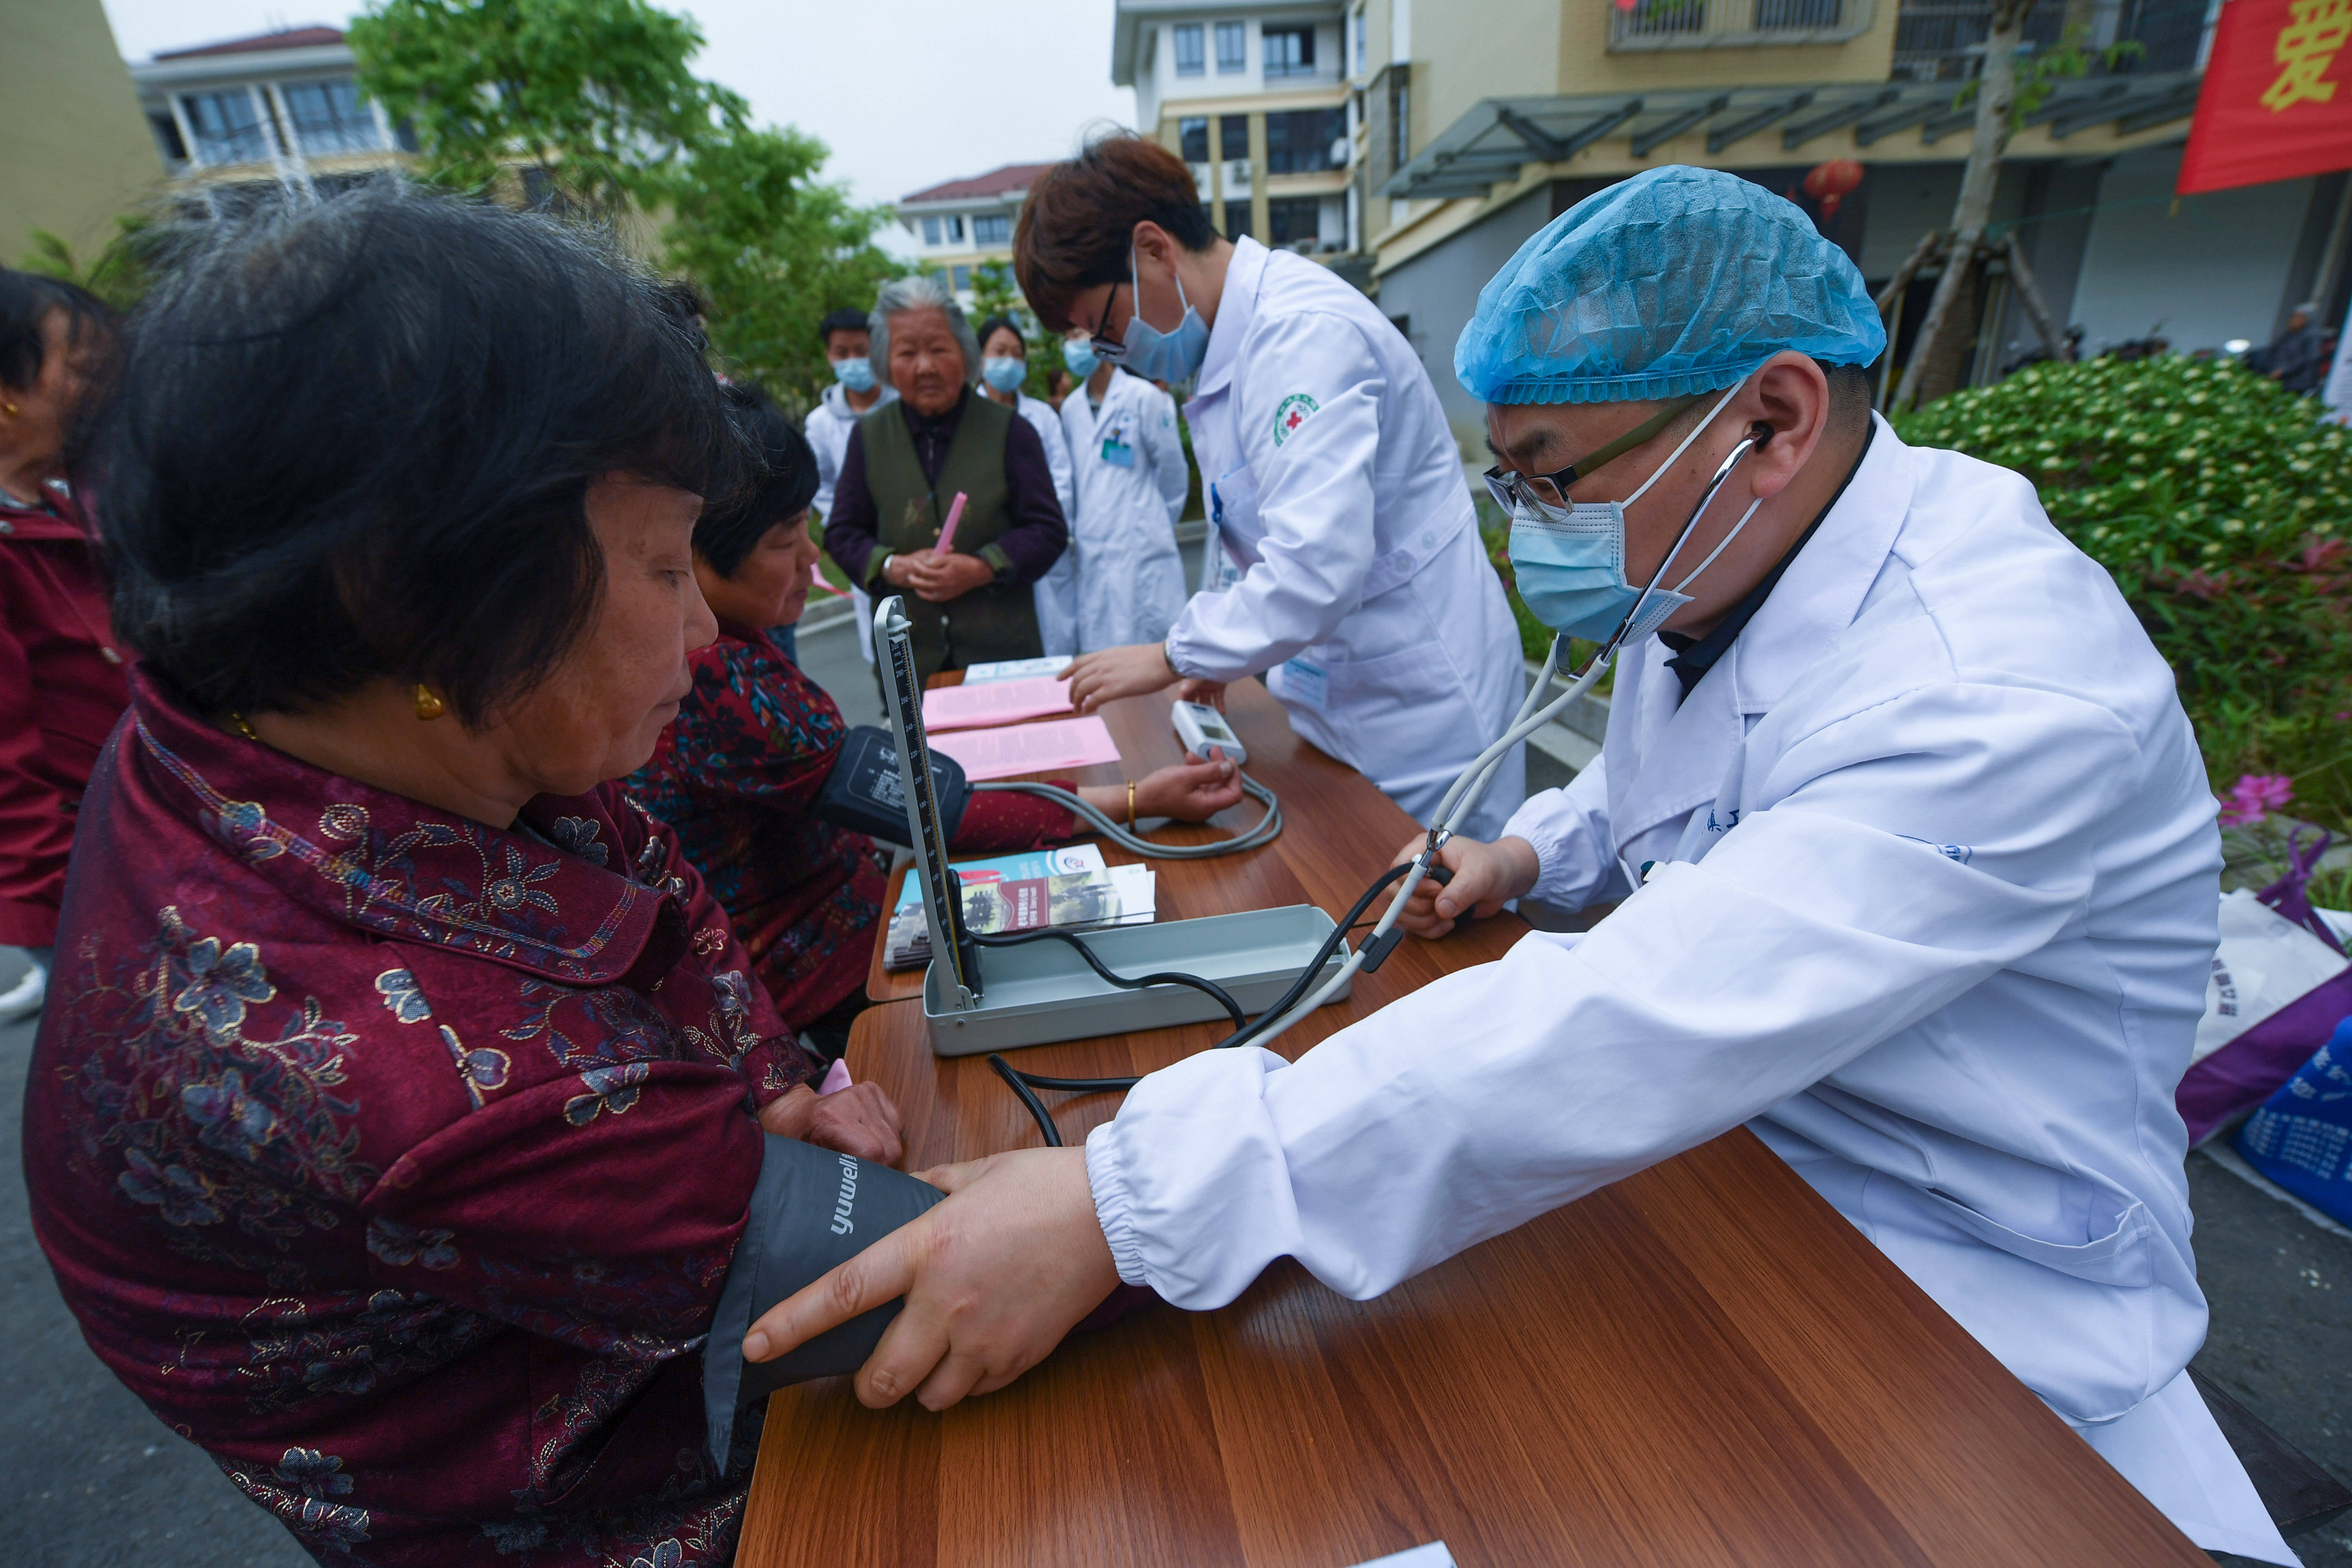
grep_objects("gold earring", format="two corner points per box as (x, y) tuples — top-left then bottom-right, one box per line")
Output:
(413, 683), (446, 721)
(1, 403), (16, 416)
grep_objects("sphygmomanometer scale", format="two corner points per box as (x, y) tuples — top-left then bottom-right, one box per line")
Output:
(874, 597), (1351, 1056)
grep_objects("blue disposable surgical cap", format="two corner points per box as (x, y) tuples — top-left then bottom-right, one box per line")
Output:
(1455, 165), (1887, 406)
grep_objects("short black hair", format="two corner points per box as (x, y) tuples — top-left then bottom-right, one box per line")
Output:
(697, 381), (818, 578)
(0, 268), (116, 392)
(975, 314), (1026, 354)
(819, 308), (869, 348)
(90, 182), (745, 727)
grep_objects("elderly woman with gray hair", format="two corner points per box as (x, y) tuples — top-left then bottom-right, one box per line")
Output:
(822, 274), (1070, 678)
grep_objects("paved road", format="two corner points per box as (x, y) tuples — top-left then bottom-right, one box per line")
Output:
(5, 616), (2342, 1563)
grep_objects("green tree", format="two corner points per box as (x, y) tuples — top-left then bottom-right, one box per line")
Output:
(16, 215), (173, 311)
(967, 260), (1021, 325)
(658, 125), (906, 407)
(348, 0), (746, 212)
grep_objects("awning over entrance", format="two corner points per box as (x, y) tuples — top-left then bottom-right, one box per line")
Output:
(1381, 72), (2202, 201)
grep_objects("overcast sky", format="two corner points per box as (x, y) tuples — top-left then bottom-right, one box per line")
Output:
(98, 0), (1138, 253)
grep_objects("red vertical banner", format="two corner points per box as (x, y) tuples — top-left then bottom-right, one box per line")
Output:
(2177, 0), (2352, 195)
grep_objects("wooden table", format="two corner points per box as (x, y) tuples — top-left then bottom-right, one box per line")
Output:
(742, 685), (2206, 1568)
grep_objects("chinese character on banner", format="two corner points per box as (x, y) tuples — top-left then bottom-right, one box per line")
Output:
(2178, 0), (2352, 195)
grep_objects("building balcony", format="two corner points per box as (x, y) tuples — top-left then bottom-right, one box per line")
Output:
(1609, 0), (1877, 51)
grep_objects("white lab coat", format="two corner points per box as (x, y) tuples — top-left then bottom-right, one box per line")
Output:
(982, 386), (1081, 659)
(1171, 236), (1527, 842)
(1088, 419), (2295, 1565)
(1061, 369), (1190, 651)
(806, 381), (896, 664)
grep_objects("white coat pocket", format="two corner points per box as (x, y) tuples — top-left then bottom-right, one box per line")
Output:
(1917, 1184), (2156, 1289)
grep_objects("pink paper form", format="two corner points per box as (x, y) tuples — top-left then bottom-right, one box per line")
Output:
(921, 675), (1075, 730)
(928, 715), (1121, 781)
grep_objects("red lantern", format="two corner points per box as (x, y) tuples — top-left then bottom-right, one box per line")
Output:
(1802, 158), (1864, 220)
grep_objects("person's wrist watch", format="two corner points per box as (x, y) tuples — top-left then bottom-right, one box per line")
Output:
(878, 551), (897, 585)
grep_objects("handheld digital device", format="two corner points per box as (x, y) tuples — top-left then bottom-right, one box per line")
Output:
(1172, 700), (1247, 766)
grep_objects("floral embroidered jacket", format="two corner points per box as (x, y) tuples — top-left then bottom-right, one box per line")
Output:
(23, 672), (821, 1567)
(626, 626), (1076, 1030)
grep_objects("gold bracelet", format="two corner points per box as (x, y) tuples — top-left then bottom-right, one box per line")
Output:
(1127, 781), (1136, 829)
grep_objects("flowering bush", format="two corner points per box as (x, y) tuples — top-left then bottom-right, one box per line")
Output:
(1897, 355), (2352, 832)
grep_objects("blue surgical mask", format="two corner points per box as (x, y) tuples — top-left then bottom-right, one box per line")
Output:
(1506, 384), (1761, 645)
(831, 357), (875, 394)
(981, 355), (1027, 392)
(1116, 250), (1209, 384)
(1063, 339), (1100, 378)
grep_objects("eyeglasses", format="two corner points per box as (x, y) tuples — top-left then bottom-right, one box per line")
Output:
(1481, 393), (1702, 517)
(1087, 281), (1126, 364)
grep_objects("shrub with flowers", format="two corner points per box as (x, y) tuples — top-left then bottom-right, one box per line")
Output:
(1896, 354), (2352, 833)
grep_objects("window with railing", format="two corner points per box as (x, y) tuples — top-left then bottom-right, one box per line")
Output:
(1612, 0), (1872, 46)
(1755, 0), (1845, 26)
(1263, 24), (1318, 78)
(1174, 23), (1206, 76)
(282, 78), (383, 156)
(1216, 20), (1247, 72)
(1181, 117), (1210, 162)
(1265, 107), (1348, 174)
(180, 89), (272, 166)
(972, 213), (1010, 245)
(1269, 196), (1322, 246)
(1889, 0), (2198, 79)
(1616, 0), (1706, 39)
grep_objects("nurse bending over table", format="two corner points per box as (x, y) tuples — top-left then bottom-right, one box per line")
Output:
(748, 168), (2298, 1567)
(1019, 135), (1531, 844)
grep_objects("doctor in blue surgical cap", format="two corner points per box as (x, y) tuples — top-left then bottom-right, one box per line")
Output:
(738, 167), (2291, 1565)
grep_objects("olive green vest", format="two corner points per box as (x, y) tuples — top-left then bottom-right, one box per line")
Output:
(860, 391), (1043, 678)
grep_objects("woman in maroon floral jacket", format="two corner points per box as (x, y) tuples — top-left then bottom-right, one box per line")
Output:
(23, 187), (903, 1566)
(629, 384), (1244, 1058)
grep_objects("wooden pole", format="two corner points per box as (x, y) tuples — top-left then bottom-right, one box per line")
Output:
(1895, 0), (2028, 407)
(1875, 230), (1946, 318)
(2002, 230), (2073, 363)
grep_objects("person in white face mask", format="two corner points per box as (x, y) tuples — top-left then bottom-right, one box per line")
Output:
(737, 165), (2296, 1568)
(1008, 133), (1529, 842)
(806, 308), (896, 666)
(1056, 332), (1190, 651)
(974, 313), (1081, 658)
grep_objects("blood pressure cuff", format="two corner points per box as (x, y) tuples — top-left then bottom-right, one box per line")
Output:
(702, 1134), (945, 1468)
(812, 726), (971, 848)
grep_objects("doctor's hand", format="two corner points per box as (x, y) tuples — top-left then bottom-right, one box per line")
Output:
(1172, 678), (1227, 712)
(1388, 833), (1542, 939)
(740, 1145), (1118, 1411)
(1060, 642), (1179, 713)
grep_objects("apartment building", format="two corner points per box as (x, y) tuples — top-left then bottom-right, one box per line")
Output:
(1139, 0), (2343, 444)
(128, 27), (414, 218)
(1373, 0), (2350, 437)
(1113, 1), (1364, 277)
(893, 164), (1055, 302)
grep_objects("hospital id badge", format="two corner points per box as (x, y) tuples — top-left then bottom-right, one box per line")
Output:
(1279, 657), (1330, 712)
(1100, 438), (1135, 468)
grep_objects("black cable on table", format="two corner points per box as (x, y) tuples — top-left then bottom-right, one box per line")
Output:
(969, 927), (1246, 1031)
(988, 1054), (1064, 1148)
(986, 861), (1449, 1145)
